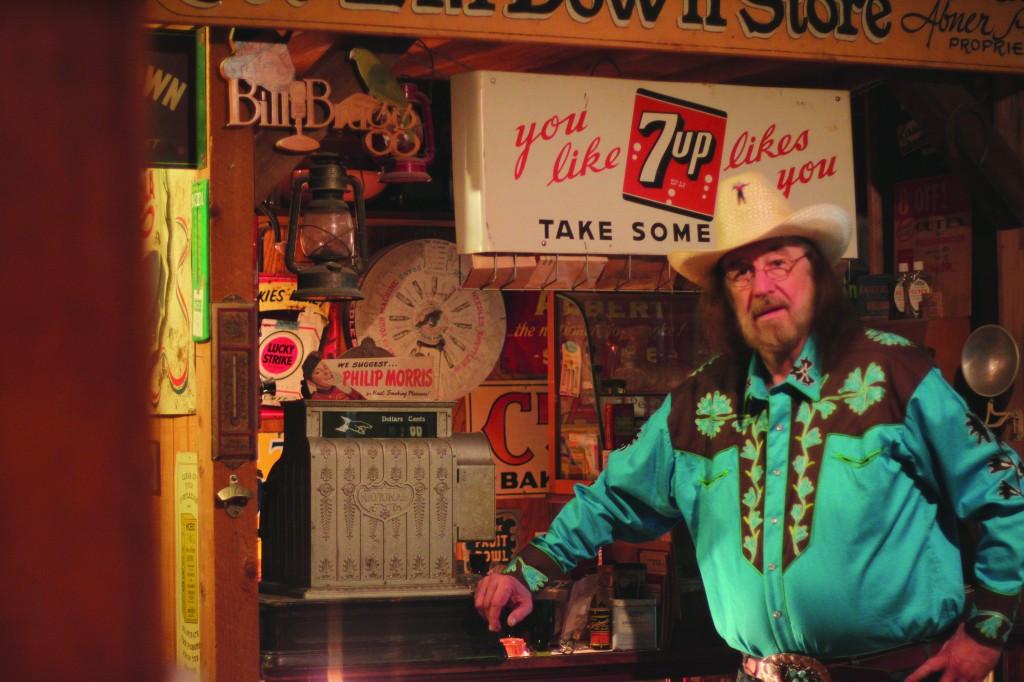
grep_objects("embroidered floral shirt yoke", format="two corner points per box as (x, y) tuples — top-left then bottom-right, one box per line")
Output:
(508, 329), (1024, 659)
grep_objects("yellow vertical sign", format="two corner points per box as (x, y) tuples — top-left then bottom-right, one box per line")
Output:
(175, 451), (201, 674)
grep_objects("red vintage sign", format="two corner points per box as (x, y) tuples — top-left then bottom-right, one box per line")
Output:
(467, 381), (550, 496)
(622, 89), (728, 222)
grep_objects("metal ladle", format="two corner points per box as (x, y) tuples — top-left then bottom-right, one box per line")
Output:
(961, 324), (1023, 439)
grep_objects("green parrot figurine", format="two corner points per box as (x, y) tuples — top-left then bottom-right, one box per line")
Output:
(348, 48), (409, 109)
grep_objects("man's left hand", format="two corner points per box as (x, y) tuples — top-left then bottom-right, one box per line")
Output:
(904, 624), (1001, 682)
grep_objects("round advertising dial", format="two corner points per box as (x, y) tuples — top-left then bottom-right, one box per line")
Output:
(352, 239), (506, 401)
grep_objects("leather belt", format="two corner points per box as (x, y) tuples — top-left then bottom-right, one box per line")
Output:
(743, 652), (831, 682)
(742, 640), (939, 682)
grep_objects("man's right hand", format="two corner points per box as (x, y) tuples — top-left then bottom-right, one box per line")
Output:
(474, 572), (534, 633)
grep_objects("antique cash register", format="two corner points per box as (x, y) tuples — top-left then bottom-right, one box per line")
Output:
(261, 399), (496, 598)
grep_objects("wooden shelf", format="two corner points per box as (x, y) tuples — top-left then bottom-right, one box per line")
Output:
(366, 213), (454, 229)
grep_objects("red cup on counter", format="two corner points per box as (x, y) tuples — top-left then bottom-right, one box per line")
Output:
(499, 637), (529, 657)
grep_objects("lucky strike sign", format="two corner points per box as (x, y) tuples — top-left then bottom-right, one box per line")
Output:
(452, 71), (856, 258)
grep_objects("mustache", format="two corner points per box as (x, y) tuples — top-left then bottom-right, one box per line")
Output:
(750, 297), (788, 318)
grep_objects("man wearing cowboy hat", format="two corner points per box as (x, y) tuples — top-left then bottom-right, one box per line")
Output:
(475, 171), (1024, 682)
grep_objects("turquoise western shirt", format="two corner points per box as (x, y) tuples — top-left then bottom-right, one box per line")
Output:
(512, 329), (1024, 659)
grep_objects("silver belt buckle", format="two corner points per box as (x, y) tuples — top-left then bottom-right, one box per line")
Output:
(760, 652), (832, 682)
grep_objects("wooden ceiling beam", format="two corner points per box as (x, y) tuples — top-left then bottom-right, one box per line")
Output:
(392, 37), (838, 87)
(395, 39), (500, 78)
(659, 55), (795, 85)
(532, 48), (628, 77)
(286, 31), (338, 73)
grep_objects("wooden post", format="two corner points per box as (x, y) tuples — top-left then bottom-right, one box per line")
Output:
(202, 28), (260, 682)
(861, 91), (885, 274)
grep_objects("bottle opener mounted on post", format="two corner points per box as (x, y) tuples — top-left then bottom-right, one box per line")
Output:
(216, 474), (254, 518)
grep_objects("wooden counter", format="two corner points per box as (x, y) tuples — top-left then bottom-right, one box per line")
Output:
(259, 592), (736, 681)
(262, 646), (738, 681)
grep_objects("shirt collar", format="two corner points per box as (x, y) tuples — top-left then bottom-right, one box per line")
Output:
(743, 335), (823, 404)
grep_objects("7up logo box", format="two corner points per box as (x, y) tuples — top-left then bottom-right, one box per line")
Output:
(622, 89), (727, 222)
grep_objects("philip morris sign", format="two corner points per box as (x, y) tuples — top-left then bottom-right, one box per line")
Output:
(451, 71), (855, 257)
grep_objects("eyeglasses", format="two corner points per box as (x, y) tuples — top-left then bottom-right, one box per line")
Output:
(723, 253), (808, 289)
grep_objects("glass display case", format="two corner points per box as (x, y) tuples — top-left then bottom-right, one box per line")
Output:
(549, 292), (708, 494)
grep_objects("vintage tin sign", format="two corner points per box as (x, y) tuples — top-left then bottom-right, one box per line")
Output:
(452, 71), (856, 259)
(622, 90), (728, 222)
(466, 381), (550, 496)
(321, 356), (438, 402)
(144, 1), (1024, 76)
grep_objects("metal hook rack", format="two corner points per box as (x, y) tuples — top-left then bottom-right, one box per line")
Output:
(614, 255), (633, 291)
(499, 254), (519, 290)
(571, 252), (590, 291)
(540, 254), (560, 290)
(460, 252), (675, 292)
(479, 254), (500, 289)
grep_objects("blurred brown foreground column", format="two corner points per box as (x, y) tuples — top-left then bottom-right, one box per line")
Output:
(0, 3), (160, 681)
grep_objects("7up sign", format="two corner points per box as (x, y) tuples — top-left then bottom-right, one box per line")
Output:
(622, 89), (727, 222)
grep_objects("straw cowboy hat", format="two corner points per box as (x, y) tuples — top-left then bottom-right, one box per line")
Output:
(668, 170), (852, 289)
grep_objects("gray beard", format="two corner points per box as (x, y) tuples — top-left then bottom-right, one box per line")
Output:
(739, 316), (806, 361)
